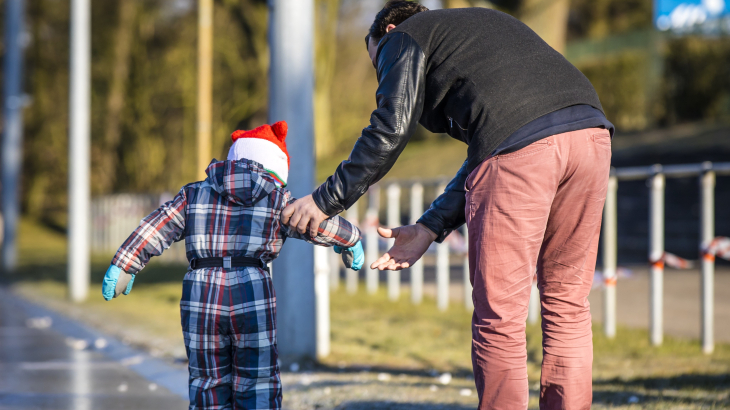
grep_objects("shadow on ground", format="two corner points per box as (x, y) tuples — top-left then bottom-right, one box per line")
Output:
(331, 403), (475, 410)
(593, 373), (730, 408)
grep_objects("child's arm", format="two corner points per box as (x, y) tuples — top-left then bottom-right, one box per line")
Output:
(111, 188), (188, 275)
(282, 196), (361, 248)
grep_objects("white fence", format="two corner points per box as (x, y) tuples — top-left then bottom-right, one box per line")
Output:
(90, 193), (187, 263)
(90, 161), (730, 353)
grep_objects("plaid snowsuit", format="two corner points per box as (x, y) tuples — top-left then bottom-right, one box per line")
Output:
(111, 159), (361, 410)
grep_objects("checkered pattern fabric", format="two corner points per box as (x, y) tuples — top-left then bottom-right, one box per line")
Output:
(110, 158), (361, 410)
(182, 268), (279, 410)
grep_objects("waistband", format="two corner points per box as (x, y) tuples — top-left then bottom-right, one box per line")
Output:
(189, 256), (269, 273)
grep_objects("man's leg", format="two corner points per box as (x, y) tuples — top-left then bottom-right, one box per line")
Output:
(466, 137), (562, 410)
(537, 128), (611, 410)
(230, 269), (281, 410)
(181, 270), (233, 410)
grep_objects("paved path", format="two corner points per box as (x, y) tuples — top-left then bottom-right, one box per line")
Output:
(412, 264), (730, 342)
(588, 266), (730, 342)
(0, 288), (188, 410)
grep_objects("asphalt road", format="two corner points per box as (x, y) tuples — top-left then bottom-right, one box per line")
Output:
(0, 289), (188, 410)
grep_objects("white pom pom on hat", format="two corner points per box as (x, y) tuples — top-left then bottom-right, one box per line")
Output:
(227, 121), (289, 186)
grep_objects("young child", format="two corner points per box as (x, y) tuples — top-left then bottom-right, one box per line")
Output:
(101, 121), (364, 410)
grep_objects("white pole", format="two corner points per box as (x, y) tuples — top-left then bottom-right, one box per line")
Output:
(343, 201), (359, 292)
(527, 273), (539, 324)
(463, 226), (473, 310)
(410, 183), (424, 304)
(2, 0), (26, 273)
(329, 249), (340, 290)
(268, 0), (317, 361)
(603, 175), (618, 338)
(314, 246), (330, 358)
(68, 0), (91, 302)
(649, 172), (665, 346)
(387, 183), (401, 301)
(196, 0), (213, 180)
(700, 167), (715, 354)
(365, 186), (380, 294)
(436, 182), (449, 311)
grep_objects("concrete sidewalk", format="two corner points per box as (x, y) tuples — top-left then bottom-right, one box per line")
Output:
(0, 288), (188, 410)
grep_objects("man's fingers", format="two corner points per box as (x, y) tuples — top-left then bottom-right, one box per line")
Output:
(288, 212), (302, 233)
(309, 216), (322, 238)
(281, 204), (295, 224)
(377, 226), (400, 239)
(370, 253), (392, 270)
(381, 260), (404, 271)
(296, 215), (310, 234)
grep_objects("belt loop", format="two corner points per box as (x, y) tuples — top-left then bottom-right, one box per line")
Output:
(190, 259), (197, 270)
(223, 256), (232, 270)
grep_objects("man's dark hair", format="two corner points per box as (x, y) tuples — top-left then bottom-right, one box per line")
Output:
(366, 1), (428, 48)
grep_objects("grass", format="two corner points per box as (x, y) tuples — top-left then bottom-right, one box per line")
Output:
(10, 218), (730, 408)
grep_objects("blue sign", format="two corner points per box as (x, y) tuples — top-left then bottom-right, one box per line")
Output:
(655, 0), (730, 32)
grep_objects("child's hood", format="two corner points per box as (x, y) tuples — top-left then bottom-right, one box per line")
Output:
(204, 159), (280, 206)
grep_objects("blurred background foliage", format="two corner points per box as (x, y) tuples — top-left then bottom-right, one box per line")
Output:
(4, 0), (730, 229)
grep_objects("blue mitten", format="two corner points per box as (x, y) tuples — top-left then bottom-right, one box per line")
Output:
(334, 241), (365, 271)
(102, 265), (135, 301)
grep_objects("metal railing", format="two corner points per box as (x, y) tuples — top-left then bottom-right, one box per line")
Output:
(602, 161), (730, 354)
(90, 161), (730, 353)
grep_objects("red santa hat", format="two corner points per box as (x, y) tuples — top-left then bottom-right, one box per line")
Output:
(227, 121), (289, 186)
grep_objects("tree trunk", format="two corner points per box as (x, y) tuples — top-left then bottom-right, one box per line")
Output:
(314, 0), (340, 159)
(519, 0), (570, 54)
(99, 0), (137, 193)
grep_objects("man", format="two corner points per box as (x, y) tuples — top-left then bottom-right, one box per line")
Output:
(282, 2), (613, 409)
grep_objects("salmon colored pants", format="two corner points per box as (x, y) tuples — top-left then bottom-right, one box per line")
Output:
(465, 128), (612, 410)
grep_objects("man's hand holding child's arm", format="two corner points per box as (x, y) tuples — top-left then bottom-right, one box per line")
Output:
(281, 194), (329, 238)
(282, 194), (362, 270)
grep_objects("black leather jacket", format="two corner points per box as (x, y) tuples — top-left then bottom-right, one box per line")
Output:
(312, 11), (604, 242)
(312, 32), (460, 242)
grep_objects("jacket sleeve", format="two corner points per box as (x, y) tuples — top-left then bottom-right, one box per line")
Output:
(282, 195), (362, 247)
(111, 188), (187, 274)
(312, 32), (426, 216)
(417, 160), (468, 243)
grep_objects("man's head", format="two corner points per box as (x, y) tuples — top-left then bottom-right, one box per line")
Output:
(366, 1), (428, 67)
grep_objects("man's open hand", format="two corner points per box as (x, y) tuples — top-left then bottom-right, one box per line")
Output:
(281, 194), (329, 238)
(371, 223), (438, 271)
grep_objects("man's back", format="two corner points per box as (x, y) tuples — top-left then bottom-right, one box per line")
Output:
(392, 8), (603, 169)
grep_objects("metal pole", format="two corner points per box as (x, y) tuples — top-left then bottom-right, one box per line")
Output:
(410, 183), (424, 304)
(436, 182), (449, 311)
(342, 201), (359, 291)
(387, 183), (401, 301)
(314, 246), (330, 358)
(700, 167), (715, 354)
(365, 186), (380, 294)
(268, 0), (316, 361)
(329, 248), (340, 290)
(527, 273), (539, 324)
(196, 0), (213, 180)
(603, 175), (618, 338)
(68, 0), (91, 302)
(436, 239), (449, 311)
(1, 0), (26, 273)
(463, 226), (473, 310)
(649, 172), (665, 346)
